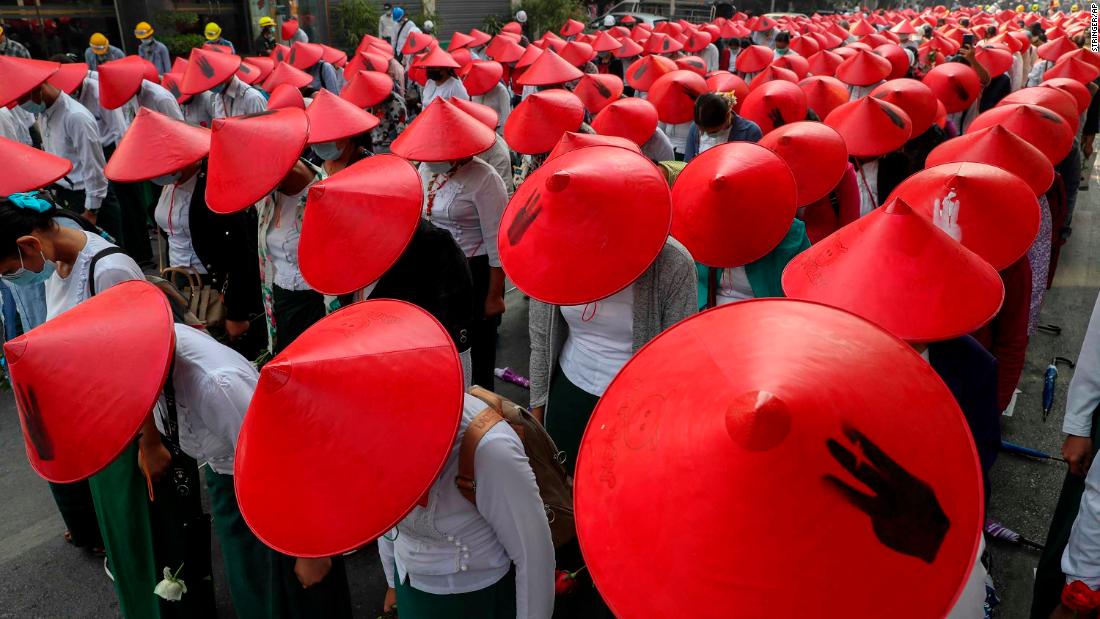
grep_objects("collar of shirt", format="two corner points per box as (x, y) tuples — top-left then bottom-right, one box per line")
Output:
(224, 75), (248, 100)
(43, 91), (71, 123)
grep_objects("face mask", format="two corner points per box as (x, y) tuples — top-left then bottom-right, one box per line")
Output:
(311, 141), (344, 161)
(141, 38), (154, 47)
(20, 99), (45, 115)
(210, 80), (229, 95)
(424, 161), (453, 175)
(3, 250), (56, 286)
(150, 171), (182, 186)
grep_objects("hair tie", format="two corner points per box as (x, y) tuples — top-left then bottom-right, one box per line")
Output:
(8, 191), (53, 213)
(719, 90), (738, 107)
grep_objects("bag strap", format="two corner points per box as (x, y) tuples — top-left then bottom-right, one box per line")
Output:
(455, 386), (508, 504)
(160, 361), (181, 449)
(86, 247), (126, 297)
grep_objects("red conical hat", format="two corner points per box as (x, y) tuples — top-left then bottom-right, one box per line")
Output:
(267, 83), (305, 109)
(974, 45), (1013, 76)
(160, 72), (191, 104)
(486, 35), (525, 63)
(6, 280), (173, 484)
(850, 18), (877, 35)
(675, 55), (708, 76)
(999, 86), (1080, 133)
(825, 96), (912, 157)
(243, 56), (276, 82)
(740, 80), (808, 134)
(340, 70), (394, 108)
(736, 44), (775, 72)
(450, 97), (499, 131)
(806, 49), (844, 76)
(1064, 47), (1100, 71)
(574, 73), (624, 114)
(261, 62), (313, 91)
(235, 299), (463, 557)
(504, 89), (585, 154)
(498, 145), (671, 305)
(966, 103), (1074, 164)
(348, 49), (391, 74)
(319, 44), (347, 68)
(706, 71), (749, 111)
(180, 48), (241, 95)
(672, 141), (797, 267)
(647, 70), (709, 124)
(836, 48), (892, 86)
(468, 28), (492, 48)
(0, 56), (59, 107)
(270, 43), (292, 63)
(591, 96), (659, 146)
(281, 19), (299, 41)
(1038, 35), (1079, 61)
(772, 53), (810, 79)
(47, 62), (88, 95)
(926, 125), (1054, 196)
(206, 108), (308, 214)
(1042, 77), (1092, 114)
(575, 297), (983, 618)
(171, 56), (190, 74)
(613, 36), (645, 58)
(306, 89), (379, 144)
(515, 44), (544, 69)
(874, 44), (911, 79)
(516, 49), (584, 86)
(285, 41), (322, 70)
(645, 32), (684, 55)
(450, 47), (474, 68)
(592, 30), (624, 53)
(1044, 55), (1100, 83)
(748, 64), (799, 91)
(884, 162), (1041, 270)
(626, 54), (677, 91)
(0, 135), (72, 195)
(783, 199), (1004, 342)
(922, 62), (981, 113)
(561, 18), (586, 37)
(391, 97), (496, 162)
(561, 41), (596, 66)
(870, 78), (938, 135)
(298, 155), (422, 295)
(759, 121), (849, 207)
(413, 45), (460, 69)
(461, 60), (503, 96)
(235, 60), (265, 85)
(892, 19), (918, 34)
(105, 108), (210, 182)
(682, 30), (713, 53)
(448, 31), (475, 51)
(799, 75), (850, 118)
(790, 35), (822, 56)
(402, 32), (435, 56)
(547, 131), (641, 161)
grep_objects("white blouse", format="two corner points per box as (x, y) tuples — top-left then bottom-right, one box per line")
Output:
(472, 82), (512, 134)
(420, 158), (507, 267)
(265, 182), (314, 291)
(45, 231), (144, 320)
(422, 77), (470, 106)
(154, 173), (206, 273)
(558, 284), (635, 396)
(716, 266), (753, 305)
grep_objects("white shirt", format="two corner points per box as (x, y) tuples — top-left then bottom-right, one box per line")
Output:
(41, 92), (109, 212)
(1010, 51), (1025, 92)
(154, 173), (206, 273)
(379, 13), (397, 45)
(121, 80), (184, 127)
(265, 182), (314, 291)
(479, 134), (515, 197)
(45, 231), (144, 320)
(394, 20), (422, 60)
(856, 159), (879, 217)
(558, 284), (635, 396)
(641, 127), (675, 161)
(378, 393), (554, 619)
(75, 73), (127, 147)
(154, 324), (257, 475)
(716, 267), (753, 305)
(847, 82), (882, 100)
(698, 129), (724, 155)
(659, 120), (692, 154)
(701, 43), (720, 72)
(214, 76), (268, 118)
(1064, 291), (1100, 437)
(1065, 457), (1100, 588)
(420, 158), (507, 267)
(182, 91), (218, 128)
(1027, 58), (1053, 87)
(473, 82), (512, 134)
(423, 76), (470, 106)
(947, 537), (988, 619)
(0, 107), (31, 145)
(291, 28), (309, 44)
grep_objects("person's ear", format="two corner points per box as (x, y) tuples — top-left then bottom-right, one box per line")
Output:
(15, 235), (42, 257)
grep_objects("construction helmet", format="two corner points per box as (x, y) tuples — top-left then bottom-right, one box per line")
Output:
(205, 22), (222, 41)
(1072, 3), (1080, 9)
(1016, 4), (1026, 9)
(259, 16), (276, 28)
(90, 32), (109, 52)
(1030, 3), (1040, 10)
(134, 21), (154, 39)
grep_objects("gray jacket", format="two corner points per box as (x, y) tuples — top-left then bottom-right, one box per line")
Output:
(528, 237), (697, 408)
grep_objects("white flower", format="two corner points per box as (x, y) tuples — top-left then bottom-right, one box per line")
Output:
(154, 565), (187, 602)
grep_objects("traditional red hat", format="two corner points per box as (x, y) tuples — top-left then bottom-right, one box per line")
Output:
(790, 35), (822, 57)
(648, 70), (709, 124)
(348, 49), (392, 74)
(561, 18), (586, 37)
(449, 97), (499, 130)
(180, 47), (241, 95)
(671, 142), (797, 267)
(306, 89), (379, 144)
(575, 297), (982, 618)
(504, 89), (585, 154)
(105, 108), (210, 183)
(501, 21), (523, 34)
(873, 44), (910, 80)
(736, 44), (775, 72)
(561, 41), (596, 67)
(391, 97), (496, 162)
(401, 32), (434, 56)
(461, 60), (503, 96)
(1064, 47), (1100, 71)
(514, 44), (544, 70)
(243, 56), (276, 82)
(6, 280), (173, 483)
(870, 78), (938, 135)
(783, 199), (1003, 342)
(0, 56), (59, 107)
(825, 96), (912, 157)
(682, 30), (713, 53)
(759, 121), (849, 207)
(270, 43), (292, 63)
(799, 75), (850, 118)
(298, 155), (422, 295)
(706, 71), (749, 110)
(850, 18), (877, 36)
(836, 48), (892, 87)
(592, 30), (624, 53)
(516, 49), (584, 86)
(203, 42), (233, 55)
(47, 62), (88, 95)
(613, 36), (645, 59)
(806, 49), (844, 76)
(0, 135), (72, 195)
(413, 45), (460, 69)
(926, 125), (1054, 196)
(486, 35), (526, 63)
(885, 162), (1040, 270)
(922, 62), (981, 113)
(892, 19), (918, 34)
(625, 54), (677, 91)
(740, 80), (809, 134)
(675, 55), (708, 76)
(234, 60), (265, 85)
(1038, 35), (1079, 61)
(450, 47), (473, 68)
(772, 53), (810, 79)
(235, 299), (463, 557)
(752, 15), (778, 31)
(206, 108), (308, 214)
(999, 86), (1080, 132)
(1042, 77), (1092, 114)
(834, 45), (859, 60)
(974, 45), (1013, 77)
(287, 41), (324, 70)
(748, 64), (800, 91)
(547, 131), (641, 162)
(262, 61), (313, 92)
(171, 56), (190, 74)
(280, 19), (299, 41)
(468, 28), (492, 48)
(574, 73), (624, 114)
(591, 96), (660, 146)
(319, 44), (347, 68)
(966, 103), (1074, 164)
(448, 31), (475, 51)
(1044, 55), (1100, 83)
(644, 32), (684, 55)
(339, 70), (393, 108)
(160, 72), (192, 104)
(267, 83), (305, 110)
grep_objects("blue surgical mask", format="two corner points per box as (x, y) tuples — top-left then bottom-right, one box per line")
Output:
(141, 38), (154, 47)
(150, 171), (182, 186)
(2, 250), (56, 286)
(210, 80), (229, 95)
(311, 141), (344, 161)
(20, 99), (45, 115)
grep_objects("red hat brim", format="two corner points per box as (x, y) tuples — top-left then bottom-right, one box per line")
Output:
(306, 89), (380, 143)
(262, 62), (313, 91)
(180, 48), (241, 95)
(873, 44), (911, 79)
(799, 75), (851, 118)
(206, 108), (309, 214)
(0, 135), (73, 194)
(966, 103), (1074, 164)
(235, 299), (463, 557)
(449, 97), (499, 131)
(498, 146), (672, 305)
(1044, 56), (1100, 83)
(591, 96), (659, 145)
(706, 71), (749, 111)
(391, 97), (497, 162)
(547, 132), (641, 162)
(516, 49), (584, 86)
(105, 108), (210, 182)
(47, 62), (88, 95)
(0, 56), (59, 107)
(574, 73), (625, 114)
(243, 56), (276, 82)
(999, 86), (1080, 133)
(486, 36), (525, 63)
(6, 281), (173, 483)
(926, 125), (1054, 196)
(870, 78), (938, 135)
(267, 83), (306, 109)
(922, 62), (981, 113)
(735, 45), (775, 72)
(625, 55), (677, 91)
(825, 96), (912, 158)
(836, 48), (892, 86)
(235, 60), (265, 85)
(740, 80), (809, 134)
(402, 32), (435, 56)
(340, 70), (394, 108)
(288, 42), (324, 70)
(1042, 77), (1092, 114)
(461, 60), (504, 96)
(648, 69), (709, 124)
(504, 89), (585, 154)
(759, 121), (849, 207)
(575, 297), (983, 618)
(806, 50), (844, 76)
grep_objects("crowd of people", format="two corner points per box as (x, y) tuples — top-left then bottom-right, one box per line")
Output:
(3, 2), (1100, 617)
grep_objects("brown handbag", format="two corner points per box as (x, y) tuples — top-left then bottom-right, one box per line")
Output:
(161, 267), (226, 331)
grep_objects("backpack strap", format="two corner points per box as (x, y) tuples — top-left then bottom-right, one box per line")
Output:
(455, 386), (507, 504)
(86, 247), (126, 297)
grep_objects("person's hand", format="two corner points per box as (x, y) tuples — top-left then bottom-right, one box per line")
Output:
(224, 319), (250, 341)
(294, 557), (332, 588)
(963, 45), (977, 62)
(932, 189), (962, 242)
(82, 210), (98, 226)
(485, 294), (506, 318)
(138, 433), (172, 482)
(383, 587), (397, 612)
(1064, 435), (1094, 477)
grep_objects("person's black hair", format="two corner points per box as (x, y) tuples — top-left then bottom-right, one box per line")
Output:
(960, 18), (970, 27)
(923, 25), (933, 37)
(775, 31), (790, 44)
(985, 26), (997, 37)
(1029, 22), (1044, 37)
(694, 93), (731, 128)
(740, 37), (752, 48)
(0, 195), (58, 260)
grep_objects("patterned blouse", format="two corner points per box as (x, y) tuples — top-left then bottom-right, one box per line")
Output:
(371, 95), (408, 150)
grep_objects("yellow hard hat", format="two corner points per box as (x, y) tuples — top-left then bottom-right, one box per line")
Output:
(259, 16), (276, 28)
(1030, 3), (1040, 9)
(90, 32), (109, 52)
(1072, 3), (1080, 9)
(134, 21), (154, 39)
(1016, 3), (1025, 9)
(204, 22), (221, 41)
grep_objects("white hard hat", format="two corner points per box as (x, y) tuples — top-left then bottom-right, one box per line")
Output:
(516, 10), (528, 23)
(603, 15), (616, 26)
(423, 19), (434, 31)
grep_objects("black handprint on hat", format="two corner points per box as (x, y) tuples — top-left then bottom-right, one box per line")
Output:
(15, 382), (54, 461)
(507, 189), (542, 245)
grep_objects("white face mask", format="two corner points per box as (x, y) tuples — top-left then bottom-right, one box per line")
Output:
(699, 131), (724, 154)
(424, 161), (453, 175)
(311, 141), (344, 161)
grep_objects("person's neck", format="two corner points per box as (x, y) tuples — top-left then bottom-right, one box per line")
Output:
(278, 162), (314, 196)
(178, 161), (201, 183)
(52, 225), (89, 266)
(42, 85), (61, 108)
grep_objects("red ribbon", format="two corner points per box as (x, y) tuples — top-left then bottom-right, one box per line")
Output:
(1063, 580), (1100, 612)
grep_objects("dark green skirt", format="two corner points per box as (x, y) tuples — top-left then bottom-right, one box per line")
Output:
(206, 470), (277, 618)
(394, 567), (516, 619)
(272, 286), (326, 354)
(545, 367), (601, 477)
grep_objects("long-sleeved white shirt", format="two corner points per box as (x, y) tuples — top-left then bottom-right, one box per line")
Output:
(45, 231), (143, 319)
(641, 127), (675, 161)
(1063, 291), (1100, 436)
(1027, 58), (1054, 87)
(153, 324), (257, 475)
(377, 393), (555, 619)
(701, 43), (720, 72)
(0, 107), (31, 145)
(121, 81), (184, 126)
(473, 82), (512, 134)
(659, 120), (692, 154)
(41, 91), (109, 211)
(1010, 51), (1025, 92)
(75, 73), (127, 148)
(1064, 429), (1100, 587)
(182, 91), (218, 128)
(419, 158), (507, 267)
(394, 20), (422, 60)
(479, 134), (515, 197)
(856, 159), (879, 217)
(213, 76), (268, 118)
(423, 76), (470, 107)
(154, 173), (206, 272)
